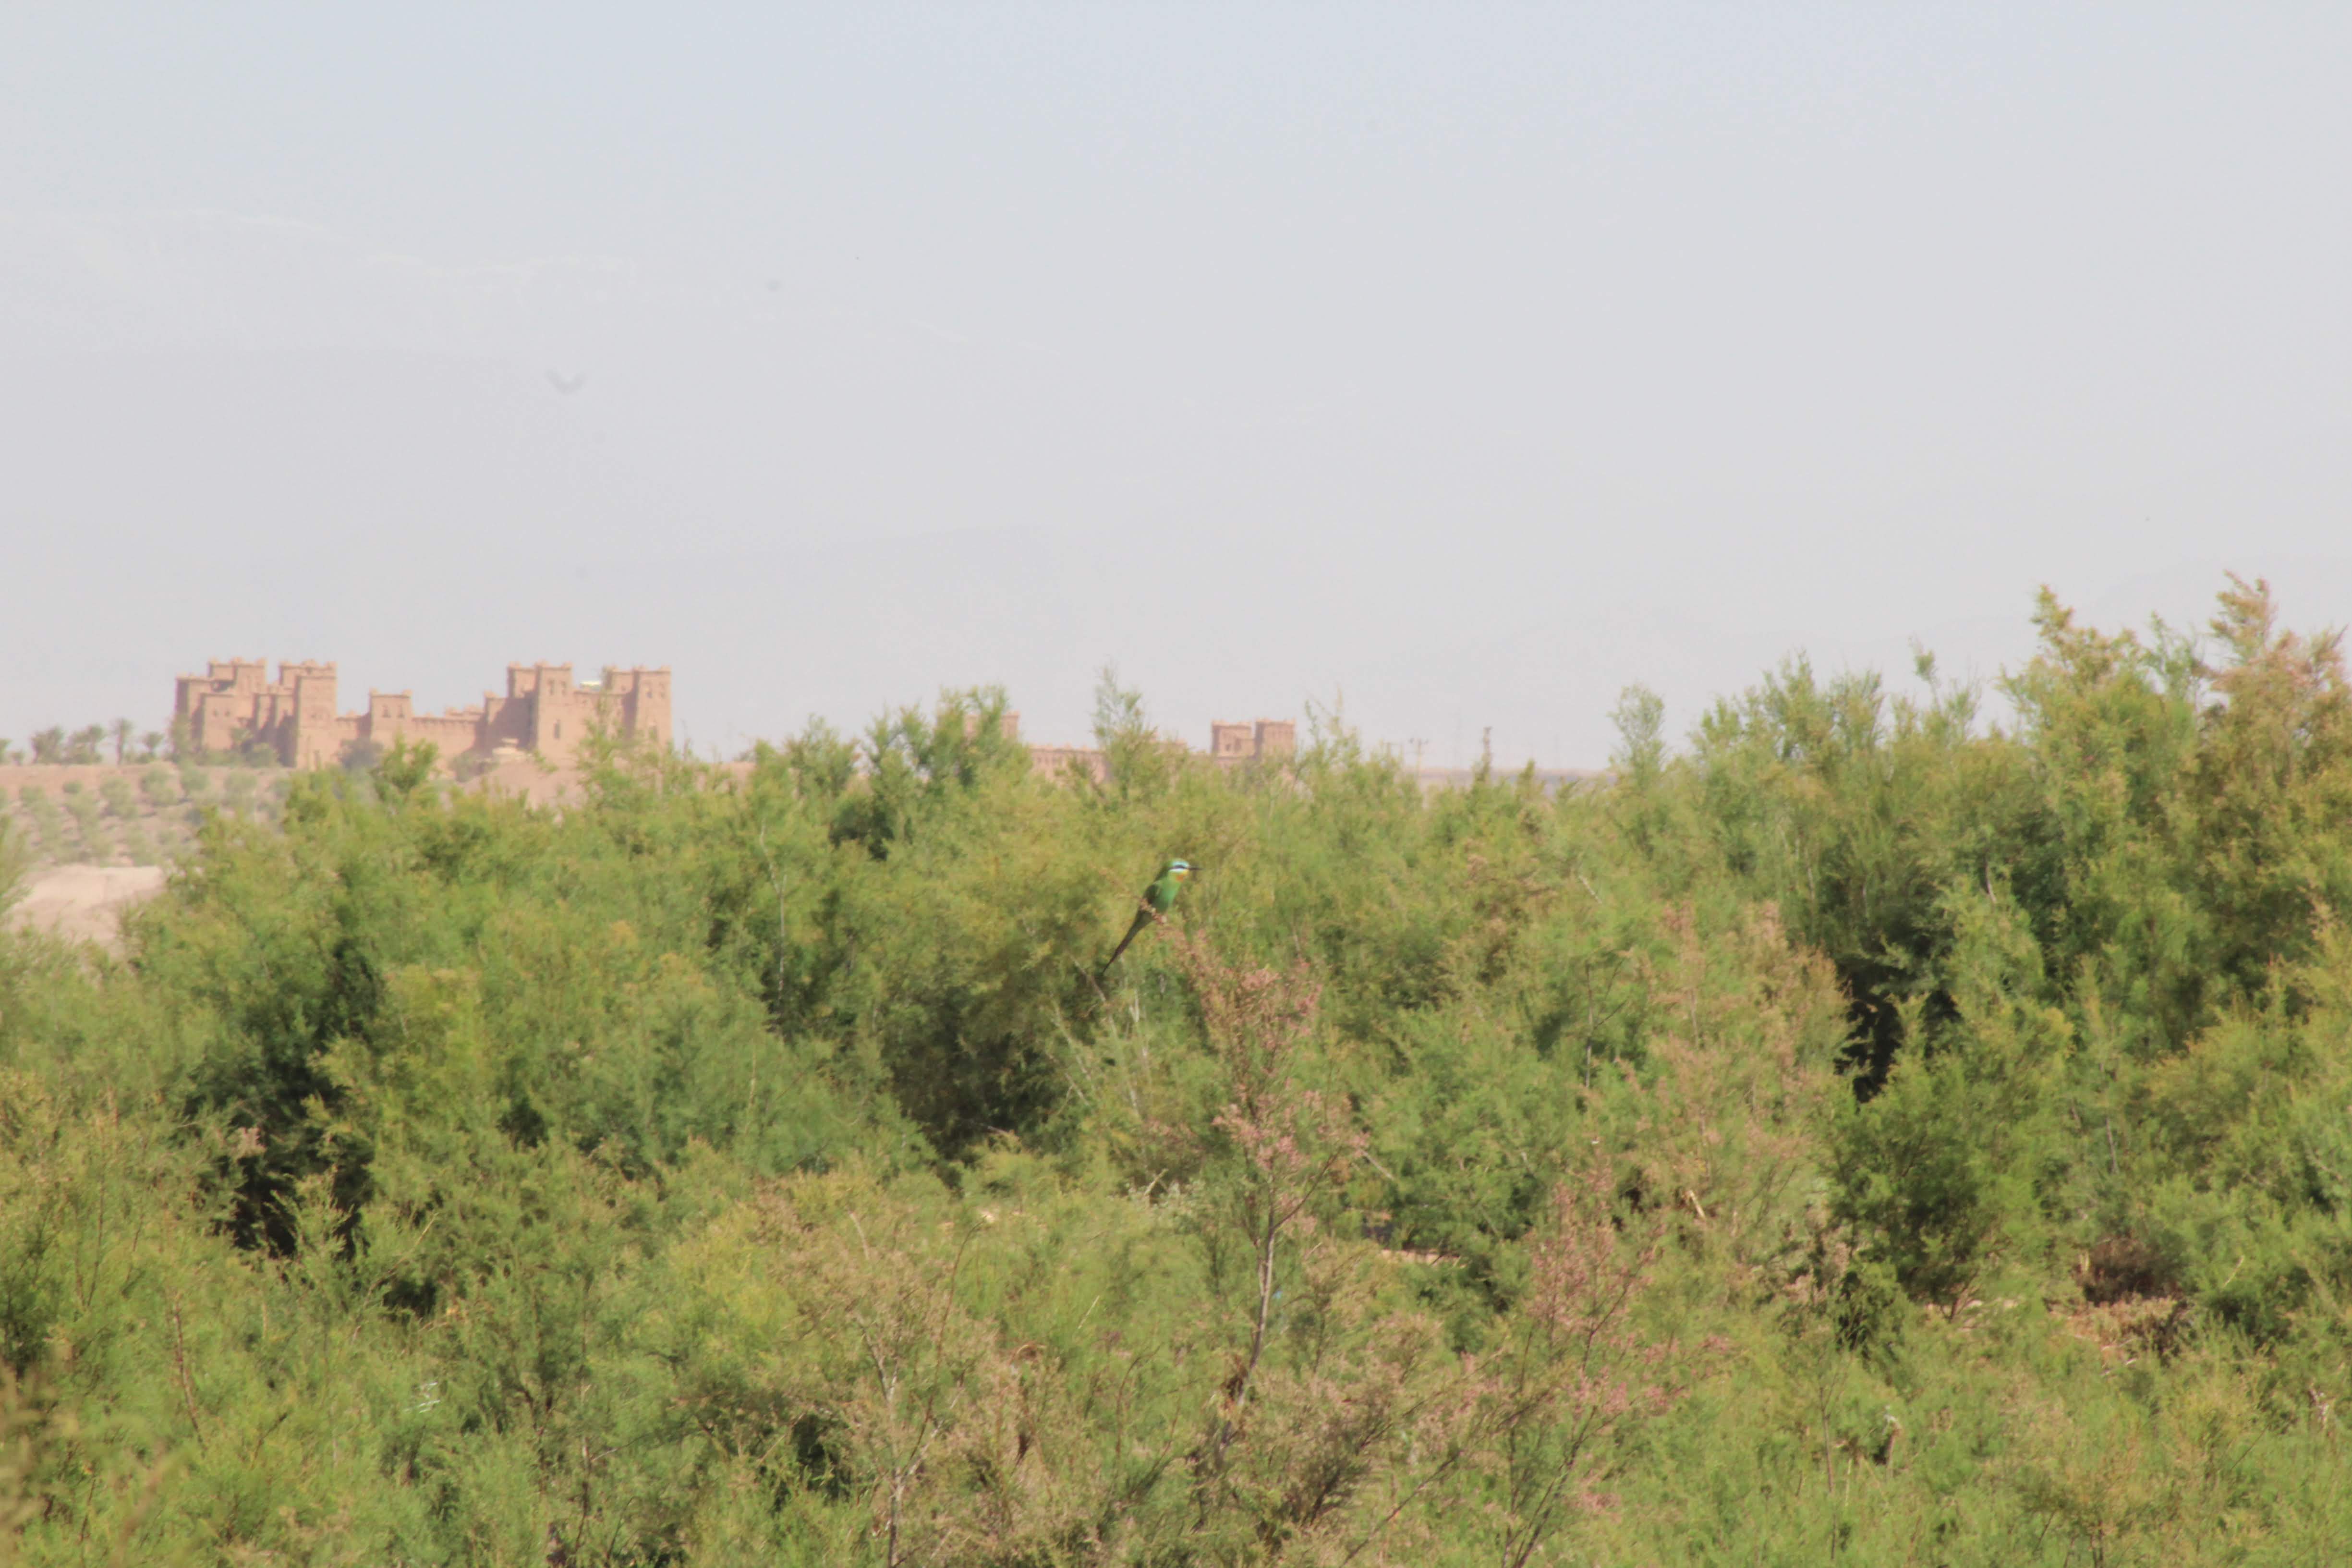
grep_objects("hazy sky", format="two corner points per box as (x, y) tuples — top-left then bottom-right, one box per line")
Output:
(5, 5), (2349, 766)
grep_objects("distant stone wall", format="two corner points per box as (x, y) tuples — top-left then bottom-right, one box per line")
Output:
(1028, 718), (1294, 782)
(1027, 744), (1109, 783)
(162, 662), (1276, 783)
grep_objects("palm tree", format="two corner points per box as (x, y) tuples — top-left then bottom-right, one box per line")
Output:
(67, 725), (106, 765)
(139, 731), (165, 761)
(30, 727), (65, 764)
(110, 718), (135, 765)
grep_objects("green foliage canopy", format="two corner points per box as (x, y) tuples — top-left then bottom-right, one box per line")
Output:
(5, 584), (2352, 1564)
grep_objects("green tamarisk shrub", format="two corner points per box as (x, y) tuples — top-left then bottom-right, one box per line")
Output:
(0, 586), (2348, 1563)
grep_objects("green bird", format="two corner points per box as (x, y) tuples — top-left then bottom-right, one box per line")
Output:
(1100, 859), (1193, 976)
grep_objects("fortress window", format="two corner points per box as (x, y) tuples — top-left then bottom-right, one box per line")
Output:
(554, 722), (562, 740)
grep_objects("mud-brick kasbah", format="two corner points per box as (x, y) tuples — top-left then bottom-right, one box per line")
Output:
(175, 659), (673, 771)
(172, 658), (1295, 776)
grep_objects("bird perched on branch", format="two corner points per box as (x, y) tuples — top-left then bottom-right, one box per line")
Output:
(1100, 859), (1192, 977)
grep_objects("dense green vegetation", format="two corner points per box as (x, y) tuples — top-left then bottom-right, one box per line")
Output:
(5, 578), (2352, 1564)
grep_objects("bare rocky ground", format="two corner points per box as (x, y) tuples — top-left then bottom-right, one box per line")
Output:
(6, 863), (170, 947)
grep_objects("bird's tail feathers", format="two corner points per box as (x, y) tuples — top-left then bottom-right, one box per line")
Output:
(1098, 910), (1156, 978)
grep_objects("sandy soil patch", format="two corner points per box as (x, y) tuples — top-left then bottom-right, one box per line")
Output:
(7, 863), (169, 947)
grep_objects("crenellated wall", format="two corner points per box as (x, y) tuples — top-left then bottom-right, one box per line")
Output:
(1029, 719), (1293, 783)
